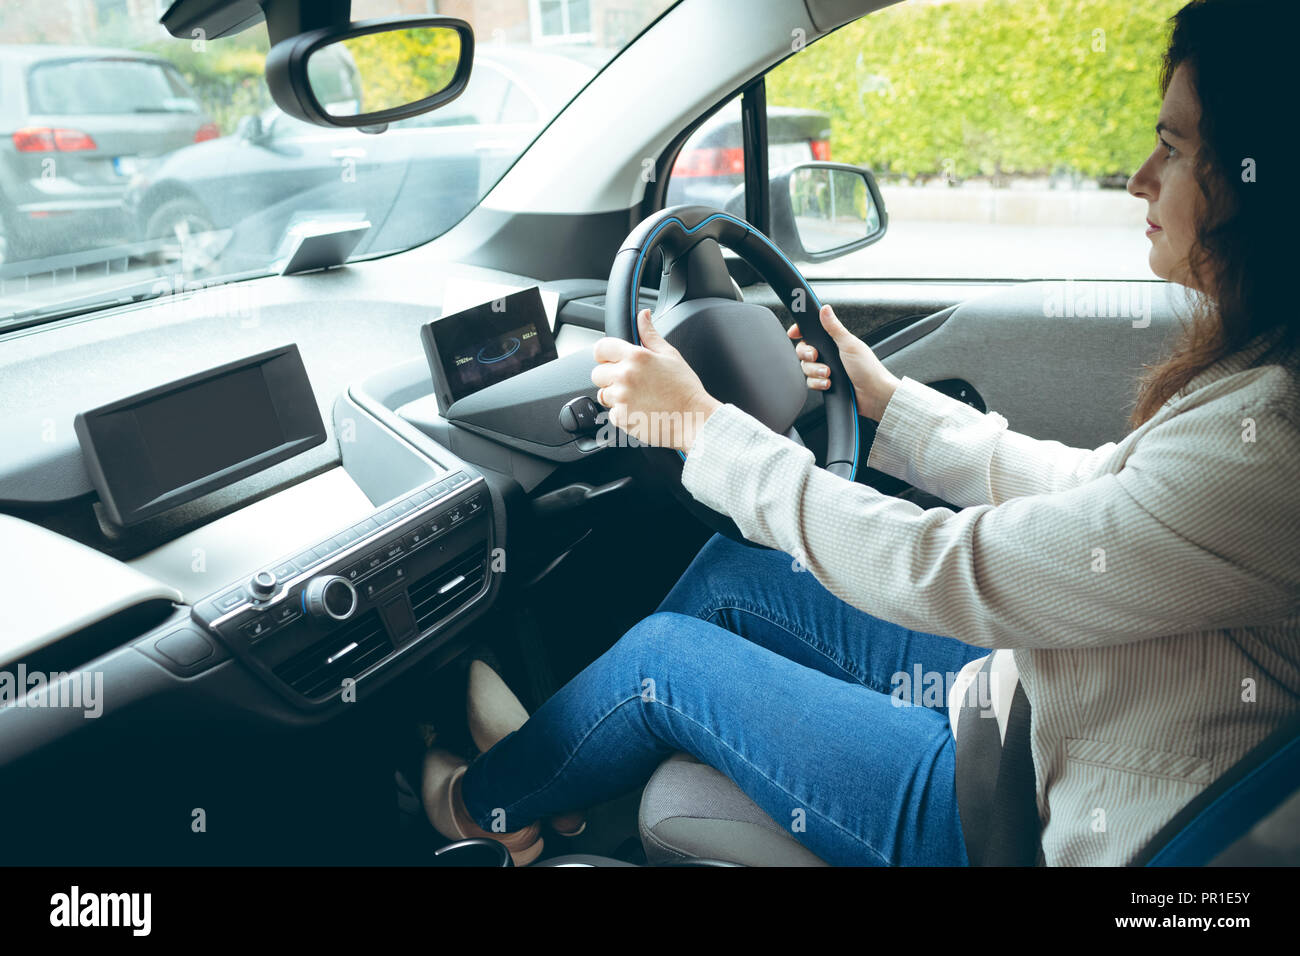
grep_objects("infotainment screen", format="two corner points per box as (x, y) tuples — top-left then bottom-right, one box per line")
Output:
(74, 344), (326, 527)
(420, 286), (558, 413)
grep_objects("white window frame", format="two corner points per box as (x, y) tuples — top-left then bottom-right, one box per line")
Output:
(528, 0), (595, 46)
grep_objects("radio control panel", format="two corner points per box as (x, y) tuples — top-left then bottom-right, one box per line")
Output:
(190, 470), (493, 708)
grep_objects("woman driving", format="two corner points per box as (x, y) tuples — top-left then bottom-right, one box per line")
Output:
(421, 0), (1298, 866)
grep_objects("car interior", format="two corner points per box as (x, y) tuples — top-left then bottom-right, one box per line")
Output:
(1, 0), (1296, 870)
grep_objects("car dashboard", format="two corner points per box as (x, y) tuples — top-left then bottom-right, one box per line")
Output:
(0, 259), (627, 769)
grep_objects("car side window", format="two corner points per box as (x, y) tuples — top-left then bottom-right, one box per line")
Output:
(664, 95), (747, 215)
(670, 0), (1186, 281)
(665, 87), (835, 224)
(27, 58), (200, 115)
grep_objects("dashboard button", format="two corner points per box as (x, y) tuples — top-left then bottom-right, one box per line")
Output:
(333, 528), (358, 549)
(559, 404), (578, 432)
(411, 488), (432, 505)
(466, 494), (484, 514)
(272, 562), (298, 581)
(404, 527), (430, 549)
(447, 472), (469, 487)
(293, 551), (318, 572)
(271, 603), (301, 626)
(382, 540), (405, 562)
(241, 617), (275, 641)
(428, 514), (448, 536)
(378, 507), (399, 524)
(342, 562), (366, 583)
(353, 516), (379, 536)
(364, 551), (386, 572)
(392, 498), (415, 515)
(214, 587), (246, 613)
(313, 542), (338, 561)
(561, 396), (600, 432)
(362, 565), (407, 601)
(446, 506), (465, 525)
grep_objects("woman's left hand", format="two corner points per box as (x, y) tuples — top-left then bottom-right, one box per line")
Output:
(591, 308), (721, 454)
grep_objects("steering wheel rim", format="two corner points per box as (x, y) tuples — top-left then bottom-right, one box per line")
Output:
(604, 205), (861, 545)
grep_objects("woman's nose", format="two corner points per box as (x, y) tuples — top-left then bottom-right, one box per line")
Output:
(1128, 152), (1158, 200)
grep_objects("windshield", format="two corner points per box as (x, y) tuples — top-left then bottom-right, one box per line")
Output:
(0, 0), (675, 333)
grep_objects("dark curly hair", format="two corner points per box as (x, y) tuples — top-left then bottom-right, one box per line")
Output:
(1130, 0), (1298, 428)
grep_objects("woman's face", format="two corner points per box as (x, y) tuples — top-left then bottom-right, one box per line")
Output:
(1127, 62), (1206, 291)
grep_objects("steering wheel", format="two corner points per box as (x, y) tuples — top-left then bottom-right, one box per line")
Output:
(604, 205), (861, 546)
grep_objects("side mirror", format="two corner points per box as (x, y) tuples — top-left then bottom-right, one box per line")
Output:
(265, 16), (474, 131)
(768, 162), (888, 263)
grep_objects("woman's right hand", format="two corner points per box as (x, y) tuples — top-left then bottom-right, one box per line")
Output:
(787, 303), (901, 422)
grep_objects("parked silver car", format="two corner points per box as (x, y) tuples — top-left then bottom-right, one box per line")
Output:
(0, 45), (216, 264)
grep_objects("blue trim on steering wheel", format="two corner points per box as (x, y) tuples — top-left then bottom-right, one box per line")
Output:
(627, 211), (860, 483)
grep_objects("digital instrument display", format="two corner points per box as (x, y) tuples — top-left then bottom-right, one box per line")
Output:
(421, 287), (558, 413)
(74, 345), (326, 526)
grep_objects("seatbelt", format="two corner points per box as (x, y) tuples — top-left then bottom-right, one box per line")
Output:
(954, 655), (1042, 866)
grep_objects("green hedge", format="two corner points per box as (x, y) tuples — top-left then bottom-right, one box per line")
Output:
(345, 29), (462, 114)
(766, 0), (1187, 182)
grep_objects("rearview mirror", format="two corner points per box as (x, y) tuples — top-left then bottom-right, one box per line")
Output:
(265, 16), (474, 131)
(768, 162), (888, 263)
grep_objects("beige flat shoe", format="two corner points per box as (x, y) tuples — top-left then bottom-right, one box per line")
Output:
(421, 747), (544, 866)
(465, 660), (588, 837)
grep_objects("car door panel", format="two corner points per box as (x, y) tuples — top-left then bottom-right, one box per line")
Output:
(869, 280), (1180, 449)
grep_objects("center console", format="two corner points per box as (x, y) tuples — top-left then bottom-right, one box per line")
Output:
(57, 317), (548, 716)
(73, 339), (505, 713)
(190, 470), (492, 709)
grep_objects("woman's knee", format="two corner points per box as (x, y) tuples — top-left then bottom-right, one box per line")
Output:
(611, 611), (748, 700)
(613, 611), (704, 663)
(605, 612), (744, 749)
(610, 612), (741, 700)
(658, 533), (781, 618)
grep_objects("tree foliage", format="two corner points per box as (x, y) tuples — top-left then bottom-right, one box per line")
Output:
(343, 28), (462, 114)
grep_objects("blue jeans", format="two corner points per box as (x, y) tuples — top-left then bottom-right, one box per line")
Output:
(460, 533), (989, 865)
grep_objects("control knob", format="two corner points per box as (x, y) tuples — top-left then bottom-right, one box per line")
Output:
(303, 575), (358, 621)
(248, 569), (278, 602)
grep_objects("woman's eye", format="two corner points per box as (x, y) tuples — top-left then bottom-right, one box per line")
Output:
(1158, 137), (1176, 157)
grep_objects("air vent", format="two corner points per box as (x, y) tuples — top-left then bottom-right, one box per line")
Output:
(408, 545), (488, 636)
(273, 608), (392, 700)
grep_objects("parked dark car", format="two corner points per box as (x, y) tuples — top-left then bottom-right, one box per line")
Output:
(666, 100), (832, 210)
(0, 45), (216, 265)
